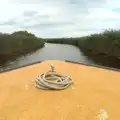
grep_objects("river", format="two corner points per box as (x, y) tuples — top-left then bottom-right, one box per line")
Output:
(0, 43), (96, 71)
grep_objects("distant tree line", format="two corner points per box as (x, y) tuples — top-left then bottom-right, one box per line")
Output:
(0, 31), (45, 63)
(45, 37), (79, 46)
(1, 29), (120, 66)
(46, 29), (120, 58)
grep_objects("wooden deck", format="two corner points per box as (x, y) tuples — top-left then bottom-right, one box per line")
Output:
(0, 60), (120, 120)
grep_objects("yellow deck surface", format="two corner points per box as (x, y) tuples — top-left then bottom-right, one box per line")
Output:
(0, 60), (120, 120)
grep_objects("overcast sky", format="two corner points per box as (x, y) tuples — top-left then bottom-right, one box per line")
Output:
(0, 0), (120, 38)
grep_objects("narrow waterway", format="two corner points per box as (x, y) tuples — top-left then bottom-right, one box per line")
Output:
(0, 43), (96, 71)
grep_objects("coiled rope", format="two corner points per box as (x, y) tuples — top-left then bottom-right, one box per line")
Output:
(35, 64), (73, 90)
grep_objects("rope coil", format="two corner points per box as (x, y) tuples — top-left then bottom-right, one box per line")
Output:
(35, 64), (73, 90)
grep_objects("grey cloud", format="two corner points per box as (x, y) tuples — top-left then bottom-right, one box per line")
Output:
(0, 12), (51, 27)
(4, 0), (107, 37)
(33, 14), (50, 21)
(0, 20), (16, 26)
(75, 27), (104, 32)
(16, 10), (74, 29)
(20, 21), (74, 29)
(23, 11), (38, 17)
(10, 0), (106, 7)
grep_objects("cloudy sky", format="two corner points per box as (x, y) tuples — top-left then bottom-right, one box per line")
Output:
(0, 0), (120, 38)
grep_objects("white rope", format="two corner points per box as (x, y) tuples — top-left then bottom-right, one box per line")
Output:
(98, 109), (108, 120)
(35, 64), (73, 90)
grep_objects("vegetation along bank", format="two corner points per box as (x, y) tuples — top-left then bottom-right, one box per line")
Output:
(0, 31), (45, 64)
(1, 29), (120, 68)
(46, 29), (120, 59)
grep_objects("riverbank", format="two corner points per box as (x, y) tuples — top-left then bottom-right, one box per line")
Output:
(46, 29), (120, 67)
(78, 30), (120, 58)
(0, 43), (88, 70)
(0, 31), (45, 64)
(1, 29), (120, 69)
